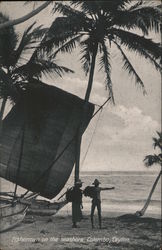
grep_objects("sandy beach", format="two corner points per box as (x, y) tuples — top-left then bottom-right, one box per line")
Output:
(0, 209), (161, 250)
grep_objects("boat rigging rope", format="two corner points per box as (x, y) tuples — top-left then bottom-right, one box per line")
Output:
(80, 97), (110, 171)
(22, 97), (111, 198)
(81, 106), (103, 168)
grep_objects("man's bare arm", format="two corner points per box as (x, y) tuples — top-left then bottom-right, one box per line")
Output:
(100, 187), (115, 191)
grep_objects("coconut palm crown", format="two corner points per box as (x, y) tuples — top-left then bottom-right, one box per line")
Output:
(144, 132), (162, 167)
(42, 0), (161, 103)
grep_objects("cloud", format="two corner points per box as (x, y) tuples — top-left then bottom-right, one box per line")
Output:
(45, 76), (108, 105)
(109, 105), (160, 141)
(96, 105), (160, 144)
(81, 104), (160, 171)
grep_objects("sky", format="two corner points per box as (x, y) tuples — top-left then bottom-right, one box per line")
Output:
(0, 1), (161, 172)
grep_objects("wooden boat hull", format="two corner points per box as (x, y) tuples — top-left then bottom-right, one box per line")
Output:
(0, 202), (27, 217)
(0, 202), (28, 233)
(27, 199), (67, 216)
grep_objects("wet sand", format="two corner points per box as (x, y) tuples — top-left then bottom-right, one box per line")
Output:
(0, 210), (161, 250)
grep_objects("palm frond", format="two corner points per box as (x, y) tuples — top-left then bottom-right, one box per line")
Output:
(35, 60), (74, 78)
(79, 36), (94, 76)
(144, 131), (162, 168)
(105, 0), (131, 10)
(25, 32), (77, 70)
(152, 132), (162, 150)
(0, 68), (19, 101)
(110, 28), (161, 60)
(42, 16), (84, 54)
(13, 22), (36, 66)
(144, 154), (162, 167)
(53, 2), (92, 32)
(156, 131), (162, 139)
(50, 34), (83, 59)
(14, 23), (47, 66)
(113, 40), (146, 94)
(53, 2), (88, 21)
(127, 0), (143, 11)
(0, 12), (18, 68)
(114, 5), (161, 35)
(14, 58), (74, 79)
(71, 1), (100, 17)
(99, 41), (115, 104)
(49, 16), (83, 37)
(72, 1), (131, 15)
(80, 47), (90, 76)
(98, 0), (132, 12)
(0, 68), (11, 98)
(140, 50), (161, 72)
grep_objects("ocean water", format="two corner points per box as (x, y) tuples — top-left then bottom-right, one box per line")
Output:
(79, 171), (161, 217)
(0, 171), (161, 217)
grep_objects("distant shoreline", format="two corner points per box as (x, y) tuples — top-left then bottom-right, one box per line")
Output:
(80, 170), (160, 174)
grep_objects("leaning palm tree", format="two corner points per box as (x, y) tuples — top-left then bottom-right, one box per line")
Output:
(135, 132), (162, 217)
(0, 12), (73, 135)
(42, 0), (161, 181)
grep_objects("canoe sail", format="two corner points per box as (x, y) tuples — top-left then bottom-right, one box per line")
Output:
(0, 82), (94, 199)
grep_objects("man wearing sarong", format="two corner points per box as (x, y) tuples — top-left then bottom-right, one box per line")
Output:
(91, 179), (115, 229)
(72, 179), (83, 228)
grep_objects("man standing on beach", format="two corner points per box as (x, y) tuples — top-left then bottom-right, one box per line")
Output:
(90, 179), (115, 229)
(72, 179), (83, 228)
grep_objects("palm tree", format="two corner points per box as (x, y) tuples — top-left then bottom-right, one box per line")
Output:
(0, 12), (73, 136)
(41, 0), (161, 181)
(144, 131), (162, 167)
(44, 1), (161, 102)
(135, 132), (162, 217)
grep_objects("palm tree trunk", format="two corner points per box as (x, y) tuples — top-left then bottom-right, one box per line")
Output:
(84, 45), (98, 103)
(0, 96), (7, 139)
(135, 170), (162, 216)
(0, 2), (50, 29)
(74, 44), (98, 183)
